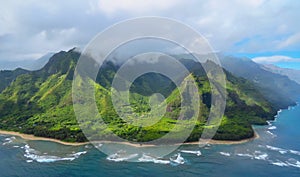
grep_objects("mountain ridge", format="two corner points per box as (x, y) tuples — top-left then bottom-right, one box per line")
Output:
(261, 64), (300, 85)
(218, 55), (300, 109)
(0, 49), (288, 143)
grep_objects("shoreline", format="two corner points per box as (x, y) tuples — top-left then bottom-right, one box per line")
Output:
(184, 131), (259, 145)
(0, 129), (259, 147)
(0, 130), (88, 146)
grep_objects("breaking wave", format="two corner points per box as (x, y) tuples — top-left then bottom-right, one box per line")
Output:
(219, 152), (231, 157)
(266, 131), (277, 137)
(138, 154), (170, 164)
(285, 159), (300, 168)
(253, 151), (268, 160)
(23, 144), (87, 163)
(106, 150), (138, 162)
(268, 126), (277, 130)
(236, 153), (253, 159)
(179, 150), (201, 156)
(266, 145), (288, 154)
(289, 150), (300, 156)
(270, 160), (289, 167)
(170, 153), (185, 165)
(2, 136), (16, 145)
(270, 159), (300, 168)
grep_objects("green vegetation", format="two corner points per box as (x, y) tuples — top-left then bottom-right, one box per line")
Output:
(219, 56), (300, 109)
(0, 68), (29, 92)
(0, 49), (277, 143)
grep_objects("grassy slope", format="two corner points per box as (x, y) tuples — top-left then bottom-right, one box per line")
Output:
(0, 50), (277, 143)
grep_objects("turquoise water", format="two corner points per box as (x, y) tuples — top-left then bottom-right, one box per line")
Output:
(1, 104), (300, 177)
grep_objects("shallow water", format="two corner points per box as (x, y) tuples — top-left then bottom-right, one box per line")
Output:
(1, 104), (300, 177)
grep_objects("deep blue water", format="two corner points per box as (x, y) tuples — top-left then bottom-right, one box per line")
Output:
(1, 104), (300, 177)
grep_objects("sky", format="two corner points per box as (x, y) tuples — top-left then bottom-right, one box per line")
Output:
(0, 0), (299, 69)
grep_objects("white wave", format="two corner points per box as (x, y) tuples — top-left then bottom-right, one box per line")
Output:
(287, 106), (296, 110)
(219, 152), (230, 157)
(236, 153), (253, 158)
(268, 126), (277, 130)
(266, 145), (287, 154)
(106, 151), (138, 162)
(94, 143), (103, 149)
(278, 109), (282, 113)
(23, 144), (87, 163)
(254, 151), (268, 160)
(13, 145), (20, 148)
(254, 154), (268, 160)
(154, 159), (171, 164)
(24, 154), (75, 163)
(84, 144), (92, 149)
(138, 154), (155, 162)
(270, 160), (289, 167)
(266, 121), (272, 126)
(204, 143), (211, 149)
(2, 136), (16, 145)
(170, 153), (185, 165)
(72, 151), (87, 158)
(180, 150), (201, 156)
(26, 160), (33, 163)
(289, 150), (300, 156)
(286, 159), (300, 168)
(138, 154), (170, 164)
(266, 131), (277, 137)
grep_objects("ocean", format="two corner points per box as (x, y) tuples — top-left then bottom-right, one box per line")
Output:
(1, 104), (300, 177)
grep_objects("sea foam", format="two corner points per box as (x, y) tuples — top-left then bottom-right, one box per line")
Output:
(268, 126), (277, 130)
(266, 131), (277, 137)
(23, 144), (87, 163)
(138, 154), (170, 164)
(170, 153), (185, 165)
(219, 152), (231, 157)
(2, 136), (16, 145)
(289, 150), (300, 156)
(270, 160), (289, 167)
(106, 151), (138, 162)
(253, 151), (268, 160)
(179, 150), (201, 156)
(266, 145), (288, 154)
(236, 153), (253, 159)
(286, 159), (300, 168)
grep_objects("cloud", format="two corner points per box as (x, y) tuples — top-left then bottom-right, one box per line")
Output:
(0, 0), (299, 61)
(95, 0), (184, 16)
(0, 0), (113, 61)
(186, 0), (300, 53)
(277, 32), (300, 49)
(252, 55), (300, 64)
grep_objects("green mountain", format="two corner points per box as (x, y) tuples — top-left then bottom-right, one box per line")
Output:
(261, 64), (300, 85)
(0, 49), (278, 143)
(219, 55), (300, 109)
(0, 68), (29, 92)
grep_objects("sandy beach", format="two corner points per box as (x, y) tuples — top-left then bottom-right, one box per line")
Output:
(0, 130), (88, 146)
(0, 129), (259, 147)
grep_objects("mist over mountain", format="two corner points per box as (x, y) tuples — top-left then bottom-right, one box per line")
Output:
(0, 53), (53, 71)
(218, 55), (300, 109)
(261, 64), (300, 85)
